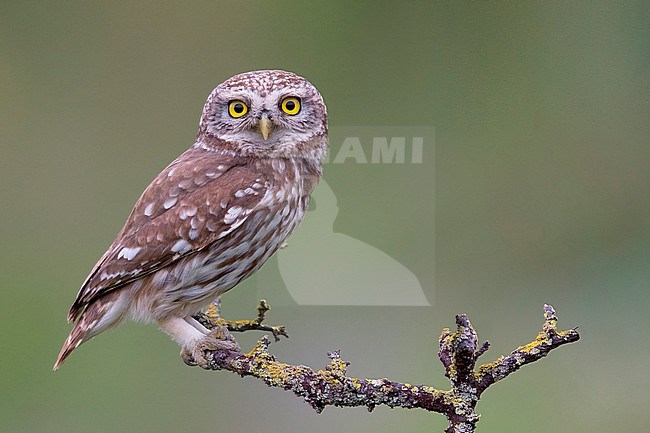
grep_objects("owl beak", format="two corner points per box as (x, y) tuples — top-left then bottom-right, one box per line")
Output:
(258, 115), (274, 140)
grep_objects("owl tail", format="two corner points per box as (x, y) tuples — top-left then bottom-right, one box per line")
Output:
(53, 319), (89, 370)
(53, 302), (107, 370)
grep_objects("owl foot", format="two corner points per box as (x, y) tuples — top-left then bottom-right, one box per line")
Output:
(181, 327), (241, 369)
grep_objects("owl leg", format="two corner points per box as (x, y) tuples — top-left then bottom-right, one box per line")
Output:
(185, 315), (212, 334)
(185, 314), (238, 345)
(158, 316), (239, 369)
(185, 314), (239, 348)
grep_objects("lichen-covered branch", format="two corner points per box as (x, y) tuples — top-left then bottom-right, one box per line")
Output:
(206, 339), (453, 414)
(433, 305), (579, 431)
(192, 303), (579, 433)
(194, 299), (288, 341)
(475, 305), (580, 393)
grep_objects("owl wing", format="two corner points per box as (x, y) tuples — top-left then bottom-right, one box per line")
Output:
(68, 146), (269, 322)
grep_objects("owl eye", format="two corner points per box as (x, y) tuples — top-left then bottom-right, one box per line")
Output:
(280, 97), (301, 115)
(228, 100), (248, 118)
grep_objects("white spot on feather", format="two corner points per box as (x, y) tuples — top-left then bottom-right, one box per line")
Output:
(144, 203), (154, 217)
(235, 187), (258, 198)
(164, 197), (177, 209)
(179, 206), (198, 220)
(171, 239), (192, 254)
(100, 270), (127, 280)
(224, 206), (243, 224)
(178, 178), (193, 189)
(117, 247), (142, 260)
(217, 213), (251, 239)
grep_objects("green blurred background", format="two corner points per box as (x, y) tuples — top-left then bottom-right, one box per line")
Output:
(1, 2), (648, 432)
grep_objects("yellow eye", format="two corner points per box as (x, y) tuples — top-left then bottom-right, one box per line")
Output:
(228, 100), (248, 118)
(281, 97), (301, 115)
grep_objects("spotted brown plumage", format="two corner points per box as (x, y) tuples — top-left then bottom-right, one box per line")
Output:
(68, 149), (264, 321)
(55, 70), (327, 369)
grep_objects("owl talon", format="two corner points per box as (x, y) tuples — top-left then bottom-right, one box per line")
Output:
(181, 329), (240, 369)
(205, 330), (241, 352)
(180, 347), (200, 367)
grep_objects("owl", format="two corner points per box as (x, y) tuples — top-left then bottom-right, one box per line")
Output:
(54, 70), (328, 370)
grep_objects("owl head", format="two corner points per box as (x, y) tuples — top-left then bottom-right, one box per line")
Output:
(197, 70), (328, 161)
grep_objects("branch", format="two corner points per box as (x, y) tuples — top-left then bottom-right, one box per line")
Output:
(475, 304), (580, 393)
(206, 339), (452, 414)
(192, 303), (579, 433)
(194, 299), (288, 342)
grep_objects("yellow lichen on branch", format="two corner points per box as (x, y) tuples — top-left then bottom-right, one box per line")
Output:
(196, 299), (288, 341)
(192, 303), (579, 433)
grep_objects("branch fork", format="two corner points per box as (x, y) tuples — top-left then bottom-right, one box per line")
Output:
(192, 303), (579, 433)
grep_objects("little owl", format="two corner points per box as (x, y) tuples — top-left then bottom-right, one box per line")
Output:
(54, 70), (328, 370)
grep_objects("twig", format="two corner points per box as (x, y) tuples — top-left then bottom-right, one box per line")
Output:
(194, 299), (289, 342)
(475, 304), (580, 393)
(192, 303), (579, 433)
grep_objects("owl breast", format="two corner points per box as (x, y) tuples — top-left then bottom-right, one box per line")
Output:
(135, 157), (312, 320)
